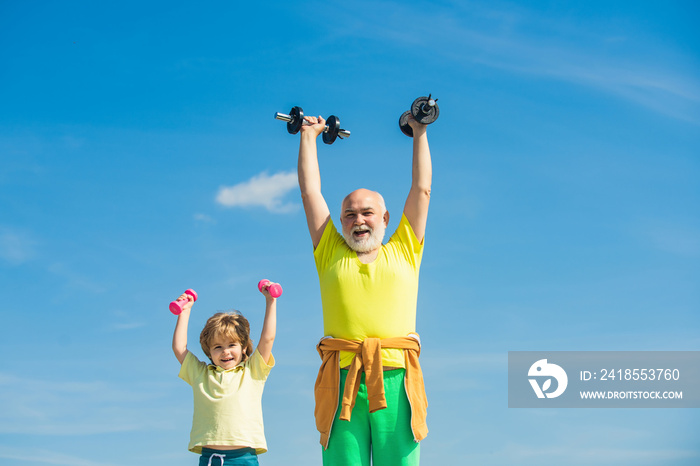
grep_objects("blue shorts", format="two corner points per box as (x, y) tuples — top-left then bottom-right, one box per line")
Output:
(199, 448), (258, 466)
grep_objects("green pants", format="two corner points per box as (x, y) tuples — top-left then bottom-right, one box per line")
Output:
(322, 369), (420, 466)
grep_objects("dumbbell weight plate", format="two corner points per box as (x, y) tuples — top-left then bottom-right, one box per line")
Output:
(322, 115), (341, 145)
(411, 96), (439, 125)
(287, 106), (304, 134)
(399, 111), (414, 137)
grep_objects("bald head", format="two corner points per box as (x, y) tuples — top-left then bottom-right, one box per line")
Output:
(341, 189), (386, 215)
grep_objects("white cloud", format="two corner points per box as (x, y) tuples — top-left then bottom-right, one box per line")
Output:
(215, 171), (299, 213)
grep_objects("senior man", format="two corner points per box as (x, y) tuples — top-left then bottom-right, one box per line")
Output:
(297, 113), (432, 466)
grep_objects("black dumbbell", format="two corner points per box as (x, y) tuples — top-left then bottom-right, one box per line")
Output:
(399, 95), (439, 137)
(274, 106), (351, 144)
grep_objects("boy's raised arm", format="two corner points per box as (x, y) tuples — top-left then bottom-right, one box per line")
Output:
(298, 116), (331, 248)
(256, 287), (277, 365)
(172, 294), (195, 365)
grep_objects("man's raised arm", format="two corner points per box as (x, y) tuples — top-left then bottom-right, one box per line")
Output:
(298, 116), (331, 248)
(403, 116), (432, 243)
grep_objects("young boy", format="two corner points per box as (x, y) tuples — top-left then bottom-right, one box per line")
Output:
(171, 282), (278, 466)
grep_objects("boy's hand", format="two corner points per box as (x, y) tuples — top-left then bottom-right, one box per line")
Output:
(259, 281), (281, 301)
(176, 292), (195, 313)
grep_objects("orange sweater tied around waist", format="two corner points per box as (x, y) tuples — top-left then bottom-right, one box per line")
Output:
(314, 335), (429, 449)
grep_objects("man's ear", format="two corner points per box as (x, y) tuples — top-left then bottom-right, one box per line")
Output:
(384, 210), (390, 227)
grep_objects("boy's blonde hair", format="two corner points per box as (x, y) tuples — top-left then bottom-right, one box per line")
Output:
(199, 312), (254, 363)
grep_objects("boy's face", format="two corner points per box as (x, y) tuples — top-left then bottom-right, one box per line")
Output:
(209, 336), (243, 370)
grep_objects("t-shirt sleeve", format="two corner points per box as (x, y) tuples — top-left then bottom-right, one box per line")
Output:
(314, 218), (344, 272)
(178, 351), (207, 385)
(247, 348), (275, 381)
(389, 213), (424, 268)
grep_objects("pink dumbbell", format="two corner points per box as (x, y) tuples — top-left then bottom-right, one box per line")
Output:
(258, 279), (283, 298)
(170, 289), (198, 315)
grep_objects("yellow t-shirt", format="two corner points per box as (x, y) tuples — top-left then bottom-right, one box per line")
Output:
(314, 213), (424, 368)
(179, 349), (274, 454)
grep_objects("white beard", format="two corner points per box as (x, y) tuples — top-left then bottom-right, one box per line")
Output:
(343, 223), (387, 253)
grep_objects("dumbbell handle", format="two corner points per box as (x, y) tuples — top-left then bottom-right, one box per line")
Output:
(274, 112), (351, 139)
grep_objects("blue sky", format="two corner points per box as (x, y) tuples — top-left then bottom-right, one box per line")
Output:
(1, 1), (699, 465)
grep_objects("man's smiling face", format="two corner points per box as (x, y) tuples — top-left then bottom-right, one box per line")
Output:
(340, 189), (389, 253)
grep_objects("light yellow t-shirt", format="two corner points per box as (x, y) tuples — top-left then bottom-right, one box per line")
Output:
(314, 213), (424, 368)
(179, 349), (274, 454)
